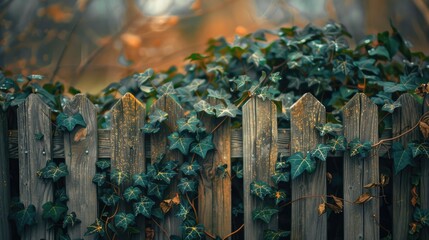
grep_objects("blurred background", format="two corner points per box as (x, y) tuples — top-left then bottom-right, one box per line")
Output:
(1, 0), (429, 93)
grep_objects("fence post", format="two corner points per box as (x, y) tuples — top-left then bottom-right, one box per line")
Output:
(63, 94), (98, 239)
(110, 93), (146, 239)
(342, 93), (379, 239)
(290, 93), (327, 239)
(199, 98), (231, 238)
(0, 109), (11, 239)
(421, 95), (429, 240)
(18, 94), (54, 240)
(243, 97), (278, 239)
(392, 94), (421, 240)
(150, 94), (184, 239)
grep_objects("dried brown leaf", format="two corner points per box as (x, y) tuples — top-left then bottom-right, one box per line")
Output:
(380, 174), (389, 187)
(332, 195), (343, 210)
(326, 202), (343, 213)
(326, 172), (333, 184)
(411, 186), (418, 207)
(354, 192), (373, 204)
(419, 121), (429, 139)
(318, 203), (326, 216)
(415, 83), (429, 96)
(364, 182), (379, 189)
(160, 193), (180, 214)
(73, 127), (87, 142)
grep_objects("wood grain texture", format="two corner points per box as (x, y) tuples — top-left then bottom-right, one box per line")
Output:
(110, 93), (146, 239)
(150, 95), (184, 239)
(342, 93), (379, 240)
(421, 95), (429, 240)
(242, 97), (278, 239)
(392, 94), (421, 240)
(290, 93), (326, 240)
(63, 94), (98, 239)
(18, 94), (54, 240)
(0, 109), (10, 240)
(198, 99), (231, 238)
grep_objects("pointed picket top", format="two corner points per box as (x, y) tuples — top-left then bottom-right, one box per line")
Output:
(63, 94), (98, 240)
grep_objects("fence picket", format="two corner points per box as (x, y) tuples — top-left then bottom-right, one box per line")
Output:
(18, 94), (54, 240)
(199, 98), (231, 238)
(110, 93), (146, 239)
(63, 94), (98, 239)
(243, 97), (278, 239)
(290, 93), (327, 239)
(391, 94), (421, 240)
(421, 95), (429, 240)
(342, 93), (379, 239)
(150, 94), (184, 239)
(0, 109), (10, 240)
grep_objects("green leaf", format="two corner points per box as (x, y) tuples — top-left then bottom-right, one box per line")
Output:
(92, 172), (106, 187)
(315, 123), (342, 136)
(327, 135), (347, 152)
(168, 132), (194, 155)
(264, 230), (290, 240)
(123, 186), (142, 202)
(10, 204), (37, 233)
(252, 208), (279, 224)
(310, 144), (330, 161)
(216, 164), (228, 178)
(62, 212), (81, 228)
(133, 173), (150, 188)
(214, 103), (241, 118)
(133, 196), (155, 218)
(114, 212), (135, 231)
(154, 165), (178, 184)
(176, 202), (192, 220)
(157, 82), (176, 97)
(232, 162), (243, 179)
(141, 122), (161, 134)
(34, 133), (44, 140)
(230, 75), (251, 91)
(349, 138), (372, 158)
(250, 180), (273, 200)
(147, 182), (168, 200)
(414, 208), (429, 226)
(56, 112), (87, 132)
(178, 177), (198, 194)
(42, 201), (68, 222)
(272, 190), (287, 205)
(271, 171), (290, 184)
(287, 152), (316, 179)
(190, 134), (214, 158)
(181, 221), (205, 240)
(368, 46), (390, 59)
(180, 161), (201, 176)
(100, 189), (120, 206)
(149, 108), (168, 124)
(110, 169), (129, 186)
(177, 112), (201, 133)
(382, 101), (401, 113)
(193, 100), (215, 115)
(392, 142), (414, 175)
(269, 72), (282, 83)
(96, 159), (110, 170)
(39, 161), (69, 182)
(333, 55), (355, 77)
(84, 218), (105, 236)
(408, 142), (429, 158)
(208, 89), (231, 101)
(133, 68), (154, 84)
(55, 188), (69, 203)
(185, 53), (208, 61)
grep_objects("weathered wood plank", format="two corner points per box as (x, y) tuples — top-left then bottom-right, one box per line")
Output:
(342, 93), (379, 240)
(150, 95), (184, 239)
(290, 93), (326, 240)
(110, 93), (146, 239)
(18, 94), (54, 240)
(63, 94), (98, 239)
(198, 99), (231, 238)
(0, 109), (11, 240)
(392, 94), (421, 240)
(421, 95), (429, 240)
(243, 97), (278, 239)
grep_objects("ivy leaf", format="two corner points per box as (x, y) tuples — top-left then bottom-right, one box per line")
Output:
(315, 123), (342, 136)
(327, 135), (347, 152)
(180, 161), (201, 176)
(39, 161), (69, 182)
(214, 103), (241, 118)
(92, 172), (107, 187)
(408, 142), (429, 158)
(110, 169), (129, 186)
(230, 75), (251, 91)
(275, 160), (289, 170)
(157, 82), (176, 97)
(193, 100), (215, 115)
(333, 55), (355, 77)
(392, 142), (414, 175)
(141, 122), (160, 134)
(10, 204), (37, 233)
(190, 134), (214, 158)
(84, 218), (105, 236)
(176, 202), (192, 220)
(168, 132), (194, 155)
(178, 177), (198, 194)
(310, 144), (330, 161)
(133, 173), (150, 188)
(287, 152), (316, 179)
(147, 182), (168, 200)
(348, 138), (372, 158)
(269, 72), (282, 83)
(368, 46), (390, 59)
(232, 162), (243, 179)
(63, 212), (81, 229)
(99, 189), (120, 206)
(96, 159), (110, 170)
(114, 212), (135, 231)
(272, 190), (287, 205)
(34, 133), (44, 140)
(208, 89), (231, 101)
(149, 109), (168, 124)
(384, 74), (419, 93)
(413, 208), (429, 226)
(252, 208), (279, 224)
(133, 68), (154, 84)
(181, 221), (205, 240)
(134, 196), (155, 218)
(271, 171), (290, 184)
(250, 180), (273, 200)
(56, 112), (87, 132)
(123, 186), (142, 202)
(55, 188), (69, 203)
(177, 112), (201, 133)
(382, 101), (401, 113)
(42, 201), (68, 222)
(154, 165), (178, 184)
(264, 230), (290, 240)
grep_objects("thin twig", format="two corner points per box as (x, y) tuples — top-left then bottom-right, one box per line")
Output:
(186, 193), (198, 223)
(222, 224), (244, 240)
(151, 218), (170, 239)
(372, 118), (421, 148)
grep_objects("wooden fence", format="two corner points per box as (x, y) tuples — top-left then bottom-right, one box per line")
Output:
(0, 92), (428, 240)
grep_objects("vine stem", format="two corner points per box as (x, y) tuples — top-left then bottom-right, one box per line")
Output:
(151, 218), (170, 239)
(186, 193), (199, 223)
(222, 224), (244, 240)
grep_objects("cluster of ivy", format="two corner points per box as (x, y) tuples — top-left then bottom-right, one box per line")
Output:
(2, 20), (429, 239)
